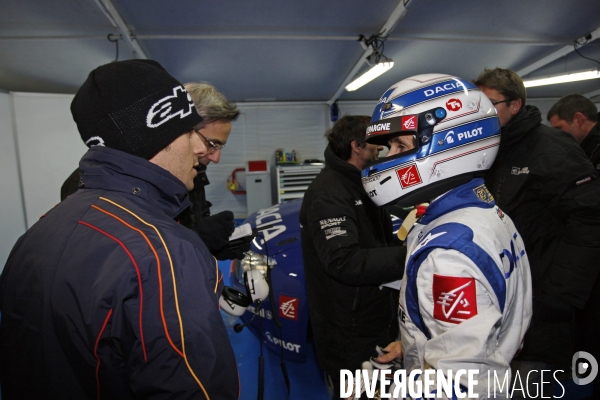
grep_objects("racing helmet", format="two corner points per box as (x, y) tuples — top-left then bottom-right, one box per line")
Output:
(362, 73), (501, 207)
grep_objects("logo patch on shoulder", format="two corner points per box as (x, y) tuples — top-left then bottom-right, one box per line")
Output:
(324, 227), (347, 240)
(576, 176), (592, 185)
(433, 275), (478, 324)
(496, 207), (505, 220)
(397, 164), (422, 188)
(472, 184), (494, 203)
(511, 166), (529, 175)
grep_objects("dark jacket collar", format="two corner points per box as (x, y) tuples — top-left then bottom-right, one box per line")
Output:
(79, 146), (190, 218)
(580, 119), (600, 159)
(500, 105), (542, 149)
(324, 144), (362, 190)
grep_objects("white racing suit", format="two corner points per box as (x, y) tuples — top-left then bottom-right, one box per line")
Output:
(370, 179), (533, 399)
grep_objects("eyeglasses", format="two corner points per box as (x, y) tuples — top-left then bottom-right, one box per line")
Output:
(194, 129), (225, 153)
(491, 99), (513, 106)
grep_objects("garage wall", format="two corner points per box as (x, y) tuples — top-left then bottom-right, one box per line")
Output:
(0, 92), (26, 271)
(204, 102), (330, 217)
(0, 94), (348, 269)
(204, 100), (381, 217)
(11, 93), (88, 227)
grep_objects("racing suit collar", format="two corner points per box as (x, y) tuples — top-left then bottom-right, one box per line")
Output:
(419, 178), (496, 225)
(79, 146), (191, 219)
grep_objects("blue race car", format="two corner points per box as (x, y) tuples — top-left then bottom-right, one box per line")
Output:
(229, 199), (308, 362)
(229, 199), (402, 362)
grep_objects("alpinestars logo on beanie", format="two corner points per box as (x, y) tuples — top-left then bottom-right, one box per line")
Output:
(147, 86), (195, 128)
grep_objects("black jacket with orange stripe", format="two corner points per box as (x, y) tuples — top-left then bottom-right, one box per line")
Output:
(0, 146), (239, 399)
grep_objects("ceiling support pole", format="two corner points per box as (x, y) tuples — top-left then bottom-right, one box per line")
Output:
(327, 0), (414, 105)
(516, 27), (600, 77)
(93, 0), (148, 59)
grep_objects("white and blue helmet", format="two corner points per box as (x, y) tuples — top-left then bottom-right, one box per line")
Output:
(362, 73), (501, 207)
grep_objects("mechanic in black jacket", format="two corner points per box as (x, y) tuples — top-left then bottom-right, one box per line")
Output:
(476, 68), (600, 398)
(300, 115), (406, 399)
(547, 94), (600, 171)
(547, 94), (600, 396)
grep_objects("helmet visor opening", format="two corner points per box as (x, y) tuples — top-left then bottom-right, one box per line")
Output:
(386, 133), (418, 157)
(362, 133), (419, 171)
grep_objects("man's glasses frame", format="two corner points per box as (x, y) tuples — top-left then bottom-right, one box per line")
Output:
(491, 99), (513, 106)
(194, 129), (225, 153)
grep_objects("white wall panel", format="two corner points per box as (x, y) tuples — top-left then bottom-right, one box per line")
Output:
(5, 95), (376, 228)
(0, 92), (26, 271)
(205, 103), (330, 218)
(11, 92), (87, 228)
(337, 101), (378, 120)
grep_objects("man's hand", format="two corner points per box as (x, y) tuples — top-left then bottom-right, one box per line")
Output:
(213, 235), (252, 261)
(195, 211), (235, 253)
(375, 341), (403, 364)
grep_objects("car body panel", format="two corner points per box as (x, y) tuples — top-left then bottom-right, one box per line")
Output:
(229, 198), (403, 362)
(230, 199), (310, 362)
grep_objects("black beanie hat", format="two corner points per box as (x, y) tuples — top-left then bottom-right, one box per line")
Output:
(71, 59), (202, 159)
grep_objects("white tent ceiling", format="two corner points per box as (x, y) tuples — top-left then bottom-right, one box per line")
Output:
(1, 0), (600, 103)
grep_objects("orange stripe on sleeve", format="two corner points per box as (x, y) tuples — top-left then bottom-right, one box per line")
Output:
(93, 307), (113, 400)
(79, 221), (148, 361)
(89, 205), (184, 359)
(97, 197), (212, 399)
(214, 257), (220, 293)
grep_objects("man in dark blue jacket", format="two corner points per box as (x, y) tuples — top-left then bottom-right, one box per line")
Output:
(0, 60), (239, 399)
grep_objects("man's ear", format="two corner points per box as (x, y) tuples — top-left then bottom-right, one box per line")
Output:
(510, 98), (523, 116)
(573, 112), (586, 126)
(350, 140), (363, 154)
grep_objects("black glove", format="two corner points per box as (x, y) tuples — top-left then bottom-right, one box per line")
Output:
(195, 211), (235, 253)
(213, 235), (253, 261)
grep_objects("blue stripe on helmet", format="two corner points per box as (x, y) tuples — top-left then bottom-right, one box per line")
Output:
(373, 79), (478, 122)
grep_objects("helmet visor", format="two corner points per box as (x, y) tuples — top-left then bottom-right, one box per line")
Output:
(365, 114), (419, 147)
(363, 132), (419, 171)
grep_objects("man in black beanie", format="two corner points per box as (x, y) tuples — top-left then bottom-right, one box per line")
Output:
(60, 79), (245, 261)
(0, 60), (239, 399)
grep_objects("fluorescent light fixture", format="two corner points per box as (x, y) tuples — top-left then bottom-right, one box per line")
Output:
(345, 61), (394, 91)
(523, 69), (600, 88)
